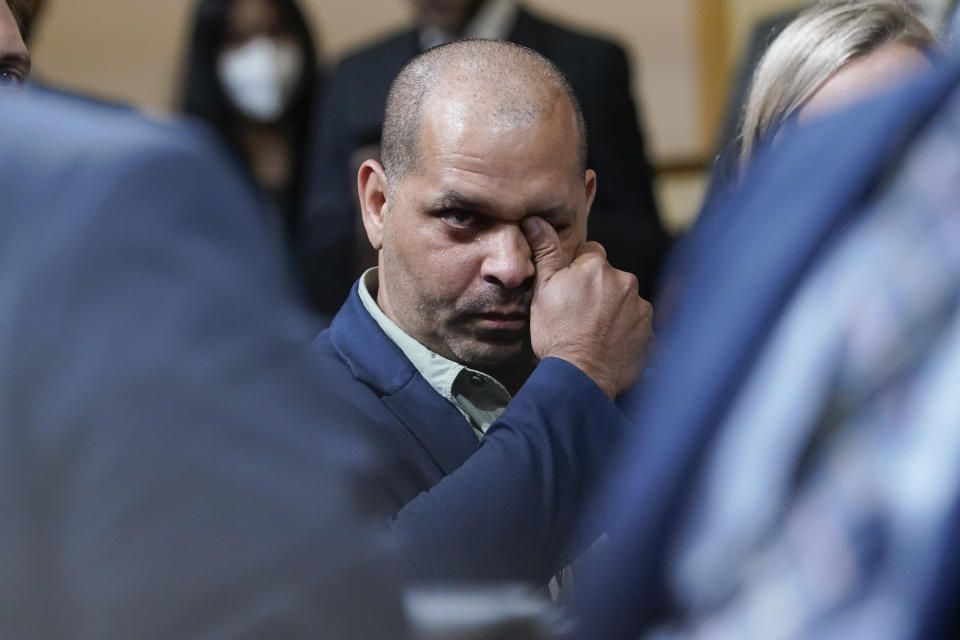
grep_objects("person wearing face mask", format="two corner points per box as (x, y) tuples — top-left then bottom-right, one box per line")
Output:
(179, 0), (323, 313)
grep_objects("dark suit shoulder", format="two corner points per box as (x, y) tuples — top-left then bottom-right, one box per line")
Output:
(5, 97), (249, 212)
(511, 8), (629, 64)
(8, 97), (180, 161)
(310, 327), (359, 382)
(322, 29), (418, 146)
(331, 28), (418, 77)
(0, 95), (409, 639)
(1, 98), (260, 246)
(311, 326), (338, 355)
(510, 9), (634, 115)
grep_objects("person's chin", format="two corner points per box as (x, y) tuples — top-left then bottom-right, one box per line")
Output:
(443, 315), (530, 363)
(455, 333), (530, 367)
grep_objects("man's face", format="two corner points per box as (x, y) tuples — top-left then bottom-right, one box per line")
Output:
(374, 90), (594, 377)
(409, 0), (486, 33)
(0, 0), (29, 89)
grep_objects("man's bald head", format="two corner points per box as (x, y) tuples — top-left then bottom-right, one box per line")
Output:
(381, 39), (588, 185)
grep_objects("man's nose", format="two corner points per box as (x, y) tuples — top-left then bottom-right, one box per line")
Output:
(480, 225), (535, 290)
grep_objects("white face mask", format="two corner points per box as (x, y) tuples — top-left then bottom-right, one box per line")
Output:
(218, 36), (304, 122)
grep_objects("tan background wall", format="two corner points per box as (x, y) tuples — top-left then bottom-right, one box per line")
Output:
(30, 0), (703, 161)
(28, 0), (810, 230)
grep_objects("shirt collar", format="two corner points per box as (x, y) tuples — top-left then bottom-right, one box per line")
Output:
(419, 0), (520, 50)
(358, 268), (511, 436)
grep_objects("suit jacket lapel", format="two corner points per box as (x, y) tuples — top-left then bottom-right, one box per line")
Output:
(382, 383), (478, 475)
(328, 284), (479, 475)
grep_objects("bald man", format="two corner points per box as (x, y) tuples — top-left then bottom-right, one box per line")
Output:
(303, 1), (668, 319)
(312, 40), (652, 585)
(0, 0), (29, 88)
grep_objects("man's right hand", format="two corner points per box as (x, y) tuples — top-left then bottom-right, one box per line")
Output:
(521, 217), (653, 399)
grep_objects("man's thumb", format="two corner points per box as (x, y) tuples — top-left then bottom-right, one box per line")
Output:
(521, 217), (565, 283)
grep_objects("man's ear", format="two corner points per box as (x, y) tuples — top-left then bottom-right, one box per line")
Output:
(357, 159), (390, 251)
(583, 169), (597, 220)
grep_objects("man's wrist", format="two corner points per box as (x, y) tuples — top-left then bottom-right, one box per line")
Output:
(541, 353), (617, 400)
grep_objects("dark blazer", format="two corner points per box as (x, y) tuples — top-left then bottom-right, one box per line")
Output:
(303, 5), (669, 314)
(0, 96), (406, 639)
(574, 61), (960, 640)
(312, 283), (632, 584)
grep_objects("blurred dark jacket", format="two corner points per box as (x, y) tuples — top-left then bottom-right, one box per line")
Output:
(0, 96), (406, 639)
(575, 59), (960, 640)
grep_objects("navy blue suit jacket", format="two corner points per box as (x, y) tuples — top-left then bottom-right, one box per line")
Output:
(0, 96), (405, 638)
(575, 61), (960, 639)
(313, 284), (632, 584)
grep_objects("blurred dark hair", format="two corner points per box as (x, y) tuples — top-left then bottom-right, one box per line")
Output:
(6, 0), (32, 40)
(179, 0), (322, 233)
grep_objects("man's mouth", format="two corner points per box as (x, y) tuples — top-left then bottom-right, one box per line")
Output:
(472, 310), (528, 331)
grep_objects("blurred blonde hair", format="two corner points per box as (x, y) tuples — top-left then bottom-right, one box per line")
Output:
(739, 0), (935, 168)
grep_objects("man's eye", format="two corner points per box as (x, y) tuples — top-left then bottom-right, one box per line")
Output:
(440, 209), (478, 229)
(0, 71), (25, 89)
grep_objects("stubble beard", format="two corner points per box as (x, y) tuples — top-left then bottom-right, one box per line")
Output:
(420, 285), (538, 384)
(380, 233), (537, 386)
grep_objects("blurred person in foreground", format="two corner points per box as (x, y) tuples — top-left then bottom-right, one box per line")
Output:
(311, 39), (653, 587)
(0, 94), (407, 638)
(303, 0), (669, 319)
(180, 0), (324, 312)
(0, 0), (29, 87)
(573, 30), (960, 640)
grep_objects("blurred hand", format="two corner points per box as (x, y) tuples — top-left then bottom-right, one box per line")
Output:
(522, 217), (653, 399)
